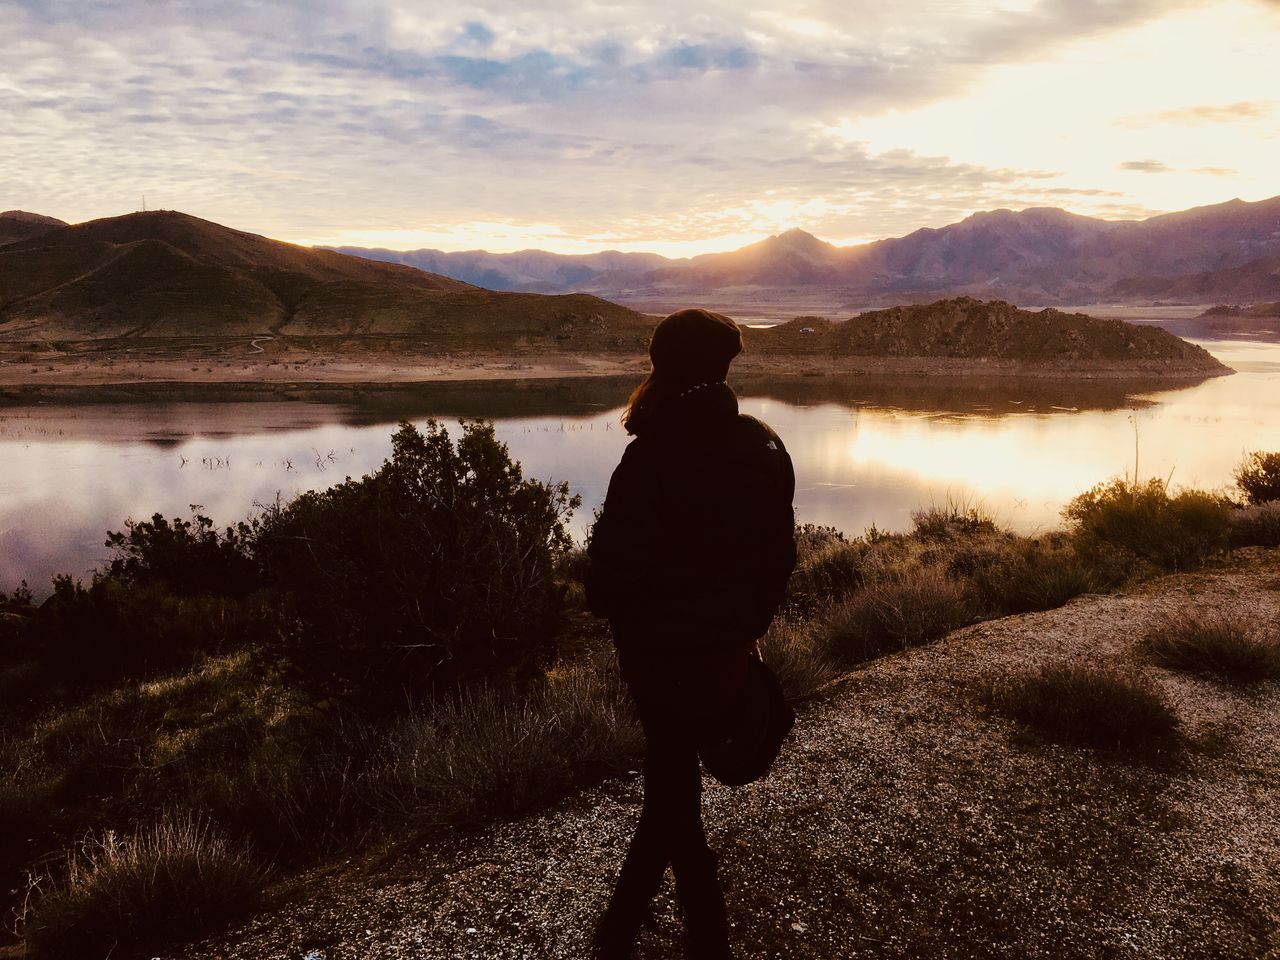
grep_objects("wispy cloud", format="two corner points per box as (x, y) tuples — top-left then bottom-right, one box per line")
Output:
(1120, 160), (1172, 173)
(1124, 100), (1273, 126)
(1, 0), (1276, 251)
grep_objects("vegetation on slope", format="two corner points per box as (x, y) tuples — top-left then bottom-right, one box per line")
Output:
(2, 435), (1278, 957)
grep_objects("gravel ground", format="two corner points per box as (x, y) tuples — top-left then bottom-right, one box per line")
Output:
(176, 552), (1280, 960)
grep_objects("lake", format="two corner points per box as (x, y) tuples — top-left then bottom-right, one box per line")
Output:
(3, 329), (1278, 596)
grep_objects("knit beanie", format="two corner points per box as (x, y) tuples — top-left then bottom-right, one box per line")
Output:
(647, 308), (743, 385)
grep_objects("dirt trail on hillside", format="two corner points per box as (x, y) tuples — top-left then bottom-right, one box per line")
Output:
(177, 553), (1280, 960)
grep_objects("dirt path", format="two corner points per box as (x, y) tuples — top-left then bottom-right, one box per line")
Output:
(176, 553), (1280, 960)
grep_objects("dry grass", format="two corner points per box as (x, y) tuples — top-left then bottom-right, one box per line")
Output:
(365, 659), (642, 827)
(758, 617), (841, 699)
(985, 660), (1179, 750)
(1146, 611), (1280, 683)
(1229, 501), (1280, 548)
(20, 813), (266, 958)
(821, 566), (971, 665)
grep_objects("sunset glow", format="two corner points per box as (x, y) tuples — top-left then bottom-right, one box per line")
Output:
(4, 0), (1278, 252)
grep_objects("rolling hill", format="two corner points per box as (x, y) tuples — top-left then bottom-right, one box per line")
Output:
(0, 211), (653, 348)
(0, 211), (67, 246)
(744, 298), (1228, 374)
(335, 196), (1280, 307)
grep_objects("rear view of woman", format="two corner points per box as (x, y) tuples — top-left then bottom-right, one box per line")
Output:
(586, 308), (796, 960)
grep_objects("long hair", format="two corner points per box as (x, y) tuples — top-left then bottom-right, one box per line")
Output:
(621, 372), (683, 435)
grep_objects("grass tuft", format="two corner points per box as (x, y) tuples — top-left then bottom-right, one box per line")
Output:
(21, 813), (265, 958)
(366, 659), (641, 827)
(821, 566), (970, 664)
(1146, 611), (1280, 683)
(985, 660), (1179, 750)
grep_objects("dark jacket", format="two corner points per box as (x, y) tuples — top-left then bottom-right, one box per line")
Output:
(585, 382), (796, 655)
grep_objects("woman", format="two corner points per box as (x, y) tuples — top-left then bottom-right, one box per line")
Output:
(586, 308), (797, 960)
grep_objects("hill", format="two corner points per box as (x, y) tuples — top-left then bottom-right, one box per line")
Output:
(744, 298), (1229, 375)
(335, 196), (1280, 308)
(0, 211), (653, 347)
(0, 211), (67, 246)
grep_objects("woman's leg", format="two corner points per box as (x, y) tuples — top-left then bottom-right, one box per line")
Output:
(597, 662), (733, 959)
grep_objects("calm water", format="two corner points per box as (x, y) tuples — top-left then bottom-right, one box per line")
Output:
(3, 332), (1279, 595)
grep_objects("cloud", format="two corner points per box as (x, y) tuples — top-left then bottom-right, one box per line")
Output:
(1126, 100), (1273, 126)
(1120, 160), (1172, 173)
(1, 0), (1275, 250)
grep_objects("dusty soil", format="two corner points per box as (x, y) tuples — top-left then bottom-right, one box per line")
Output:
(173, 551), (1280, 960)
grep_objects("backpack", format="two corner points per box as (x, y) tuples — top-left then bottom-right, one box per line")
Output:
(699, 655), (795, 787)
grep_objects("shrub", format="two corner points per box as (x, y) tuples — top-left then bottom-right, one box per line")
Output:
(105, 512), (261, 597)
(255, 420), (580, 705)
(1228, 501), (1280, 548)
(911, 498), (998, 541)
(1234, 450), (1280, 505)
(986, 661), (1179, 749)
(22, 577), (276, 688)
(953, 532), (1100, 615)
(821, 566), (970, 664)
(785, 540), (872, 613)
(21, 814), (265, 958)
(1062, 477), (1233, 571)
(1145, 612), (1280, 683)
(794, 522), (847, 559)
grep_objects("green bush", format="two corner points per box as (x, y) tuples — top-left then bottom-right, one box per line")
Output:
(21, 814), (265, 959)
(1234, 450), (1280, 505)
(255, 420), (579, 704)
(986, 660), (1179, 750)
(1062, 477), (1233, 571)
(1146, 612), (1280, 683)
(821, 566), (970, 664)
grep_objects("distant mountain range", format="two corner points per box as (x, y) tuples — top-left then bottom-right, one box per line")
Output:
(0, 208), (1240, 378)
(0, 210), (650, 348)
(331, 196), (1280, 309)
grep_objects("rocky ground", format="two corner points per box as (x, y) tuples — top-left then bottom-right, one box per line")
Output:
(175, 552), (1280, 960)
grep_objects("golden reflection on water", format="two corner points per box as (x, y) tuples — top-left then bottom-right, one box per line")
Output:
(2, 337), (1278, 595)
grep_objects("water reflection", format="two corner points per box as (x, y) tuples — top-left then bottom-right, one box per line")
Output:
(2, 339), (1277, 596)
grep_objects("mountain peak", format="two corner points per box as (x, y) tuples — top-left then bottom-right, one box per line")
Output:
(770, 227), (824, 246)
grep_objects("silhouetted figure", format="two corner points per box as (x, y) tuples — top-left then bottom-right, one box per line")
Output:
(586, 309), (796, 959)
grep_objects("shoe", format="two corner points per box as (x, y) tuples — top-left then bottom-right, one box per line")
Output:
(591, 904), (649, 960)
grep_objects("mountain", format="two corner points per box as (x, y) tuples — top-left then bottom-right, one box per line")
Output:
(0, 211), (68, 246)
(1109, 253), (1280, 302)
(0, 211), (652, 346)
(334, 196), (1280, 307)
(742, 298), (1228, 375)
(326, 246), (669, 294)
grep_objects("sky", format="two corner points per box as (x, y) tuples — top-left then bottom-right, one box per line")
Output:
(3, 0), (1279, 256)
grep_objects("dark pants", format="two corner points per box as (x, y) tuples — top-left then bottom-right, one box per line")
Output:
(598, 647), (748, 958)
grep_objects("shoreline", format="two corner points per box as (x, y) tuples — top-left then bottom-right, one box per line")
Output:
(0, 347), (1231, 398)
